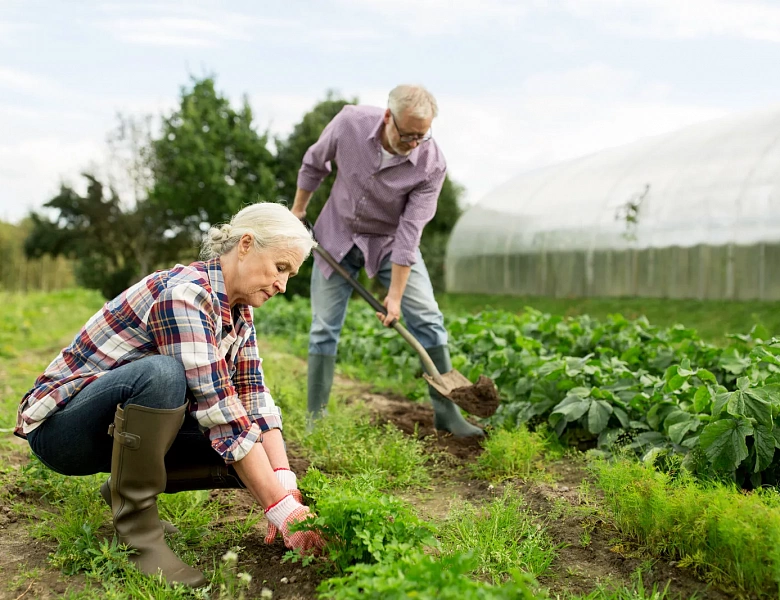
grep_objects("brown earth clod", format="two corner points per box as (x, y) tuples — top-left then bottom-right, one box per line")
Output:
(448, 375), (501, 418)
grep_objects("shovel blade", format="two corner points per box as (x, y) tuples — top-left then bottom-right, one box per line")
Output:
(422, 371), (500, 418)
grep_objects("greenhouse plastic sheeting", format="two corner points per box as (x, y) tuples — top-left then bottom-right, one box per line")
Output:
(446, 104), (780, 300)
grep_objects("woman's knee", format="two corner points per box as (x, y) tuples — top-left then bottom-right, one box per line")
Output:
(130, 355), (188, 410)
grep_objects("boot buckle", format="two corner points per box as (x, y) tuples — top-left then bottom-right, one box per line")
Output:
(115, 431), (141, 449)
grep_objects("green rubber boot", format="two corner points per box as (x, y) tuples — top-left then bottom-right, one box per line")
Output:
(307, 354), (336, 431)
(425, 345), (485, 437)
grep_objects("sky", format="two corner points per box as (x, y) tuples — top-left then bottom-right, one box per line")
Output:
(2, 0), (780, 223)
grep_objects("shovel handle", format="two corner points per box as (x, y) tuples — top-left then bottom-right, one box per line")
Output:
(312, 245), (444, 384)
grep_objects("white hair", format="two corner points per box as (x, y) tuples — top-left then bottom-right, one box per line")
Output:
(387, 84), (438, 120)
(201, 202), (316, 260)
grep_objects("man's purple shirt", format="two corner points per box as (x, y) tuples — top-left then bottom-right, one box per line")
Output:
(297, 105), (447, 279)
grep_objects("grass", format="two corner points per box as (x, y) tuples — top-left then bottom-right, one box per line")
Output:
(592, 458), (780, 598)
(472, 427), (548, 482)
(438, 293), (780, 344)
(0, 288), (105, 430)
(438, 486), (557, 583)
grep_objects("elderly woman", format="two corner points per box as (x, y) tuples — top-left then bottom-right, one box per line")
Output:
(14, 202), (324, 587)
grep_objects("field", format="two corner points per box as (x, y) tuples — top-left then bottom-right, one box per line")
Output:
(1, 289), (780, 599)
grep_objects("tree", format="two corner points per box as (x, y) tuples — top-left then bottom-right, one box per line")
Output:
(149, 77), (278, 241)
(25, 174), (141, 298)
(420, 175), (464, 292)
(274, 91), (357, 297)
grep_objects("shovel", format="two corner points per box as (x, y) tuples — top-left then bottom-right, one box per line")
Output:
(312, 245), (500, 418)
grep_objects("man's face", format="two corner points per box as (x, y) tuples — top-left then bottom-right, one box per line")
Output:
(384, 108), (433, 156)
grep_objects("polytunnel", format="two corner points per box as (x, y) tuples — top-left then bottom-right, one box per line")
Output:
(445, 104), (780, 300)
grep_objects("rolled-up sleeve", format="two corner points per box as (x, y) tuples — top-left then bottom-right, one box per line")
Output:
(232, 325), (282, 432)
(147, 283), (260, 464)
(296, 109), (342, 192)
(390, 167), (446, 266)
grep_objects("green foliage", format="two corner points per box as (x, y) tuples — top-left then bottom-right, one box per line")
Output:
(150, 76), (277, 234)
(438, 487), (557, 582)
(473, 427), (547, 481)
(318, 550), (541, 600)
(593, 458), (780, 597)
(419, 175), (464, 291)
(24, 174), (145, 298)
(299, 402), (430, 490)
(297, 472), (438, 574)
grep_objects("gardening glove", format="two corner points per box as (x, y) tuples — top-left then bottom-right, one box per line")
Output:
(264, 494), (325, 556)
(264, 468), (304, 543)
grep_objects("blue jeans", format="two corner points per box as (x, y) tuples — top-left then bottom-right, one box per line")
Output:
(309, 246), (448, 355)
(27, 355), (212, 476)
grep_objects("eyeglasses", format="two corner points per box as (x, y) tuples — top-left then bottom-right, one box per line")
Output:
(390, 112), (432, 144)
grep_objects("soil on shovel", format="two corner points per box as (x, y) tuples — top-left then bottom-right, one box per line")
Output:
(449, 375), (501, 418)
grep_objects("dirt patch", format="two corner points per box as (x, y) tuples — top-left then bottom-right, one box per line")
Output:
(518, 461), (737, 600)
(353, 390), (485, 460)
(448, 375), (501, 418)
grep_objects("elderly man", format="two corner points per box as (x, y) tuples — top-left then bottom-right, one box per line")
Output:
(291, 84), (483, 438)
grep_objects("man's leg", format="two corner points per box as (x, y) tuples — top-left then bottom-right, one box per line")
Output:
(377, 251), (484, 437)
(307, 246), (363, 425)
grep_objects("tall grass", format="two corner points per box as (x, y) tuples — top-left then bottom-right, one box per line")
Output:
(593, 458), (780, 597)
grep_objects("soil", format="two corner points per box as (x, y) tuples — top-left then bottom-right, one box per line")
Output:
(448, 375), (501, 418)
(0, 375), (751, 599)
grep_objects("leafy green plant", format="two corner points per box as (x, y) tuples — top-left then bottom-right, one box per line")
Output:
(318, 550), (541, 600)
(297, 471), (437, 573)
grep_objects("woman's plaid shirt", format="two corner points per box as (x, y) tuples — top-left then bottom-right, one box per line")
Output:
(15, 258), (279, 464)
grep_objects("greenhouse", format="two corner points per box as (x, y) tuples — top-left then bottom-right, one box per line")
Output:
(445, 104), (780, 300)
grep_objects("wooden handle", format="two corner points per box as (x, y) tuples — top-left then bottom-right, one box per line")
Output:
(312, 245), (444, 384)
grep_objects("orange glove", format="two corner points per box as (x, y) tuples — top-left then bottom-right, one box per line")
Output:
(265, 468), (304, 544)
(264, 494), (325, 556)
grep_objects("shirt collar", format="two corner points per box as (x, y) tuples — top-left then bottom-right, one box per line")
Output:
(369, 114), (420, 167)
(204, 257), (238, 333)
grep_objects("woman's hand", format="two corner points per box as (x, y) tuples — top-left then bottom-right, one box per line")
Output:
(265, 468), (304, 543)
(265, 495), (326, 556)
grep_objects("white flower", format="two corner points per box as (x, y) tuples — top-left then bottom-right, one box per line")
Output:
(222, 550), (239, 563)
(238, 572), (252, 586)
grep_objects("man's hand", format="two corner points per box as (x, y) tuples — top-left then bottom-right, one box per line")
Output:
(291, 188), (313, 221)
(377, 294), (402, 327)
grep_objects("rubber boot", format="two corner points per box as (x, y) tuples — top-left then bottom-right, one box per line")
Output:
(307, 354), (336, 431)
(100, 478), (179, 534)
(108, 403), (207, 587)
(425, 345), (485, 438)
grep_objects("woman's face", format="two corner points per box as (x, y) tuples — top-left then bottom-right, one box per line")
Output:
(230, 235), (305, 307)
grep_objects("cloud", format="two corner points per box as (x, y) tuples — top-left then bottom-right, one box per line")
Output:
(433, 64), (729, 205)
(0, 67), (63, 96)
(0, 137), (104, 222)
(97, 3), (298, 47)
(335, 0), (530, 35)
(560, 0), (780, 43)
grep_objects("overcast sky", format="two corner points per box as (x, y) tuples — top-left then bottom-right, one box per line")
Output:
(2, 0), (780, 223)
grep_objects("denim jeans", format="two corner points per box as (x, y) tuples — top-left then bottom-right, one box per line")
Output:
(309, 246), (448, 356)
(27, 355), (214, 476)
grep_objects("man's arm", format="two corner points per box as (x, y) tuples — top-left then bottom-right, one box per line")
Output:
(380, 168), (447, 326)
(292, 109), (344, 219)
(291, 188), (314, 220)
